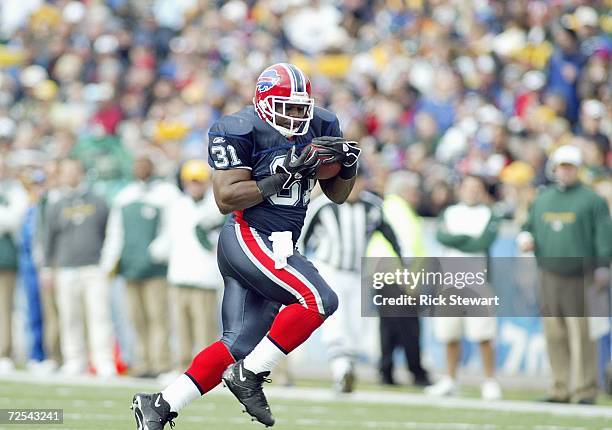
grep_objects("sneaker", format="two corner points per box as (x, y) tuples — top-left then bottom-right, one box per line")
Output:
(59, 361), (87, 376)
(540, 396), (570, 403)
(424, 376), (458, 397)
(96, 363), (118, 379)
(222, 360), (275, 427)
(131, 393), (178, 430)
(481, 378), (502, 401)
(413, 374), (432, 387)
(0, 357), (15, 374)
(334, 369), (355, 394)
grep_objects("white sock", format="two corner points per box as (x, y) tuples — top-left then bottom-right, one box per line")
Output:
(243, 336), (285, 374)
(330, 356), (352, 381)
(161, 374), (201, 413)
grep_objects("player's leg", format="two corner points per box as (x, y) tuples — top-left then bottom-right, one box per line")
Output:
(229, 221), (338, 377)
(219, 219), (337, 426)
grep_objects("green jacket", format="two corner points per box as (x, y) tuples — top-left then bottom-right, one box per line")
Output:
(522, 183), (612, 275)
(0, 181), (28, 270)
(100, 180), (178, 281)
(0, 192), (17, 269)
(436, 204), (501, 255)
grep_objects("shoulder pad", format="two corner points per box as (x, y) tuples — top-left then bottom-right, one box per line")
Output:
(211, 110), (255, 137)
(313, 106), (339, 124)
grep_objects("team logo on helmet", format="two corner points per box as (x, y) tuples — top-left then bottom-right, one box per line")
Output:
(256, 69), (281, 93)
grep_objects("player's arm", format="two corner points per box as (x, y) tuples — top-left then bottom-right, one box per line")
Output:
(319, 175), (356, 205)
(211, 169), (265, 215)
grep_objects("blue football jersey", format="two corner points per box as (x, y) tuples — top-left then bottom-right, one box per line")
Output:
(208, 105), (342, 242)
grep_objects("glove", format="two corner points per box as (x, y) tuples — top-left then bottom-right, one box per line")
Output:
(310, 136), (361, 179)
(275, 145), (321, 189)
(256, 145), (320, 197)
(310, 136), (361, 167)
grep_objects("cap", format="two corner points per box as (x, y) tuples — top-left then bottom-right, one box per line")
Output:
(550, 145), (582, 167)
(181, 160), (210, 182)
(582, 99), (605, 119)
(574, 6), (598, 28)
(0, 117), (16, 140)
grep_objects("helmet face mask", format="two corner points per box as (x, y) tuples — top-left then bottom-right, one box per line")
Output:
(253, 63), (314, 137)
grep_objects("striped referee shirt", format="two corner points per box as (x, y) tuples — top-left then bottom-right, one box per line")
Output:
(300, 191), (402, 272)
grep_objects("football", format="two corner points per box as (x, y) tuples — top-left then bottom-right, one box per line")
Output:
(315, 161), (341, 180)
(307, 143), (342, 180)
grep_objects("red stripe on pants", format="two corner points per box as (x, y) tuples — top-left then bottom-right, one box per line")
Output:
(234, 212), (319, 311)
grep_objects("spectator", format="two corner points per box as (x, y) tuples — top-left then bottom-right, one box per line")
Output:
(40, 158), (114, 377)
(157, 160), (224, 372)
(18, 168), (46, 369)
(100, 155), (178, 378)
(35, 159), (62, 367)
(427, 175), (502, 400)
(576, 99), (609, 154)
(545, 22), (587, 125)
(518, 145), (612, 404)
(366, 171), (430, 387)
(0, 153), (28, 373)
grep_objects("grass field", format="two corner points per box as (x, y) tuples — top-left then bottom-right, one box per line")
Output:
(1, 374), (612, 430)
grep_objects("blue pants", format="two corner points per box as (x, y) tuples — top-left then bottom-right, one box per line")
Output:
(216, 214), (338, 360)
(19, 261), (44, 362)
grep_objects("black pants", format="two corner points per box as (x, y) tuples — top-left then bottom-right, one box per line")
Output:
(379, 316), (427, 382)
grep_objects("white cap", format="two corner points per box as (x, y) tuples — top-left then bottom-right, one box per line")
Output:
(94, 35), (119, 54)
(551, 145), (582, 167)
(63, 1), (86, 24)
(0, 117), (16, 139)
(582, 99), (605, 119)
(575, 6), (598, 28)
(20, 65), (47, 88)
(477, 105), (505, 126)
(522, 70), (545, 91)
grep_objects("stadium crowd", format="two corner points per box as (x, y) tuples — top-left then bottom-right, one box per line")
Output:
(0, 0), (610, 399)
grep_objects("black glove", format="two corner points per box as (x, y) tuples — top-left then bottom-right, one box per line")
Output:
(310, 136), (361, 179)
(275, 144), (321, 188)
(256, 145), (320, 197)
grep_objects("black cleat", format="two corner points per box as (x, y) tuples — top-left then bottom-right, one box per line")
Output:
(131, 392), (178, 430)
(334, 369), (355, 393)
(222, 360), (275, 427)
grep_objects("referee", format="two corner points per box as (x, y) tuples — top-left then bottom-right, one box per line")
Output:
(300, 171), (425, 391)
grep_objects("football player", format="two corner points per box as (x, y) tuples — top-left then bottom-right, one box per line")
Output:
(132, 63), (360, 429)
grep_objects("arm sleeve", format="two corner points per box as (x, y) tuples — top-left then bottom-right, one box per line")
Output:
(377, 217), (403, 258)
(208, 121), (253, 170)
(435, 210), (470, 248)
(41, 201), (59, 268)
(521, 200), (535, 234)
(0, 184), (28, 234)
(593, 196), (612, 265)
(98, 198), (109, 239)
(149, 185), (180, 263)
(99, 203), (124, 276)
(452, 214), (501, 253)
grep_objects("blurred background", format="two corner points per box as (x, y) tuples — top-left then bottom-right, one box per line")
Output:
(0, 0), (610, 401)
